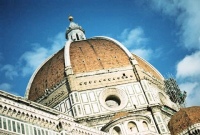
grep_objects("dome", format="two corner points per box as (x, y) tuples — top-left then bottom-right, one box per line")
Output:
(25, 37), (130, 101)
(168, 106), (200, 135)
(25, 18), (164, 103)
(25, 36), (164, 102)
(26, 36), (164, 102)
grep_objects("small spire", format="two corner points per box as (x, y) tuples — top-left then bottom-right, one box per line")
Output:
(66, 15), (86, 41)
(68, 15), (73, 22)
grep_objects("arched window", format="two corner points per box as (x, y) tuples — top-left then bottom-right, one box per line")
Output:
(128, 121), (138, 133)
(112, 126), (121, 135)
(142, 121), (149, 131)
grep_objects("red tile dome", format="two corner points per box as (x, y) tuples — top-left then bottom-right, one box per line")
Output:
(168, 106), (200, 135)
(25, 37), (164, 102)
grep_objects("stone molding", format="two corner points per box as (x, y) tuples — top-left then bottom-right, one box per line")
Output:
(0, 90), (108, 135)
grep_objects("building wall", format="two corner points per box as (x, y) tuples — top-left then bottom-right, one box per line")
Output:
(0, 90), (109, 135)
(53, 68), (177, 135)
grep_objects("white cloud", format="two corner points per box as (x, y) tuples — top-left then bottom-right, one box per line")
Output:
(20, 32), (65, 76)
(120, 27), (148, 47)
(131, 48), (153, 61)
(178, 1), (200, 49)
(176, 51), (200, 106)
(150, 0), (200, 106)
(1, 32), (65, 78)
(150, 0), (200, 49)
(179, 82), (200, 106)
(0, 32), (65, 96)
(0, 83), (12, 91)
(0, 83), (20, 96)
(179, 82), (198, 97)
(0, 64), (18, 80)
(176, 51), (200, 79)
(20, 46), (49, 76)
(119, 27), (154, 61)
(48, 32), (65, 53)
(150, 0), (179, 16)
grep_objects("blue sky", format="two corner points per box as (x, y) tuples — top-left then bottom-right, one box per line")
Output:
(0, 0), (200, 106)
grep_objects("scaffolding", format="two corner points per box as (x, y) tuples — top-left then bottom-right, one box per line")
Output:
(164, 78), (187, 105)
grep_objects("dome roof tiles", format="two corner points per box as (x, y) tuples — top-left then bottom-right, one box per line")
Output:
(70, 39), (131, 74)
(133, 54), (163, 81)
(168, 106), (200, 135)
(27, 48), (65, 101)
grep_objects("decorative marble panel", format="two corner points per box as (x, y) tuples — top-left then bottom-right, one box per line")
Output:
(92, 103), (99, 113)
(127, 85), (134, 94)
(131, 96), (139, 105)
(60, 102), (66, 113)
(134, 84), (141, 93)
(66, 99), (70, 109)
(138, 95), (146, 104)
(81, 93), (88, 103)
(89, 92), (96, 101)
(84, 104), (92, 114)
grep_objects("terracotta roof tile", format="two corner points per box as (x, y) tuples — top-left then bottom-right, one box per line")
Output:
(133, 54), (163, 81)
(28, 48), (65, 101)
(168, 106), (200, 135)
(70, 39), (131, 74)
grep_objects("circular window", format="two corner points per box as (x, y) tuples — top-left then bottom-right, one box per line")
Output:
(105, 95), (121, 108)
(99, 88), (128, 111)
